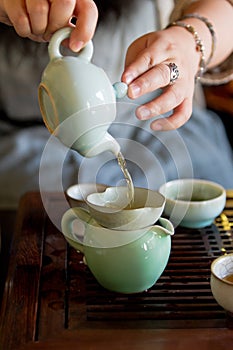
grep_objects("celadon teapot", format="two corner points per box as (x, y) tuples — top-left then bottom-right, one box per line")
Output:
(38, 27), (128, 157)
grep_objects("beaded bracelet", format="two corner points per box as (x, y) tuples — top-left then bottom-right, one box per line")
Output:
(181, 13), (216, 66)
(167, 21), (206, 81)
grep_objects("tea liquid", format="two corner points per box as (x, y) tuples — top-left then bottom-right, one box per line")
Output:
(117, 151), (134, 206)
(223, 273), (233, 284)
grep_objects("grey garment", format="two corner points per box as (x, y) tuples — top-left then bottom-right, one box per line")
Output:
(179, 107), (233, 186)
(0, 95), (233, 211)
(0, 126), (79, 209)
(0, 0), (233, 210)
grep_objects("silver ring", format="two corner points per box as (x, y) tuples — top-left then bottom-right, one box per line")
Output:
(167, 63), (179, 85)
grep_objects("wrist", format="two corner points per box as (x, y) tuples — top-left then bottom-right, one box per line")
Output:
(165, 24), (202, 81)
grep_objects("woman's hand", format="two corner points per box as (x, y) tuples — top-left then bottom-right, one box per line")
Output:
(121, 27), (201, 131)
(0, 0), (98, 51)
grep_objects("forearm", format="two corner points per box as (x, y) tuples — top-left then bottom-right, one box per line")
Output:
(171, 0), (233, 69)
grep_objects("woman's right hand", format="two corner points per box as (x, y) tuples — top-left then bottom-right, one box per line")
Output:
(0, 0), (98, 52)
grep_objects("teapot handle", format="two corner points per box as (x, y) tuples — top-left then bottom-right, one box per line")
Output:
(48, 27), (94, 62)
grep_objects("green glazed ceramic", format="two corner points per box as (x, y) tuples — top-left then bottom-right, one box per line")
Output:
(86, 186), (165, 230)
(61, 207), (174, 293)
(159, 179), (226, 228)
(38, 27), (127, 157)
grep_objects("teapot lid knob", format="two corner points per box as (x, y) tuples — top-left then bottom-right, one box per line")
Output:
(113, 82), (128, 99)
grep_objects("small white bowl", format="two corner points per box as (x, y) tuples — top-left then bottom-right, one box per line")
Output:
(211, 253), (233, 313)
(66, 183), (107, 209)
(159, 179), (226, 228)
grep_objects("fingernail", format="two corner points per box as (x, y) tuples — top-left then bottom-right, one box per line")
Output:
(70, 40), (84, 52)
(124, 73), (135, 85)
(137, 107), (150, 120)
(129, 84), (141, 98)
(152, 122), (163, 131)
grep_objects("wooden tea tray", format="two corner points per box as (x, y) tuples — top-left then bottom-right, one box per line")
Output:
(0, 191), (233, 349)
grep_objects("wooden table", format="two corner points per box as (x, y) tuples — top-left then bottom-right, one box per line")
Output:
(0, 191), (233, 350)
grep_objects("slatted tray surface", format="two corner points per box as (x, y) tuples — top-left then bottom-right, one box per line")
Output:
(1, 192), (233, 350)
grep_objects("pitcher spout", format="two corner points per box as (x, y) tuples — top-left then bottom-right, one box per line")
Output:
(153, 218), (175, 236)
(82, 132), (121, 158)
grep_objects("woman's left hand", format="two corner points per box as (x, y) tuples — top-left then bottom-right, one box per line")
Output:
(121, 27), (201, 131)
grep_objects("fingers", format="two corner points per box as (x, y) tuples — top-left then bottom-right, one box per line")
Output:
(150, 98), (193, 131)
(122, 32), (174, 85)
(4, 0), (32, 38)
(69, 0), (98, 51)
(26, 0), (50, 37)
(121, 30), (198, 131)
(127, 63), (172, 99)
(136, 84), (181, 120)
(43, 0), (76, 41)
(42, 0), (98, 51)
(126, 61), (193, 129)
(43, 0), (98, 50)
(3, 0), (98, 50)
(131, 62), (194, 131)
(4, 0), (73, 40)
(136, 85), (193, 131)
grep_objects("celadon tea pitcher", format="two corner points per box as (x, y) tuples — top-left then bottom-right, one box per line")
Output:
(38, 27), (128, 157)
(61, 207), (174, 294)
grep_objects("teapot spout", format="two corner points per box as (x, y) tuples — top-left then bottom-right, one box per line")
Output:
(82, 132), (120, 158)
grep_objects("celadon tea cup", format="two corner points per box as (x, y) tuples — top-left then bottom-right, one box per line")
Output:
(86, 186), (165, 230)
(38, 27), (128, 157)
(159, 179), (226, 228)
(211, 253), (233, 314)
(61, 207), (174, 294)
